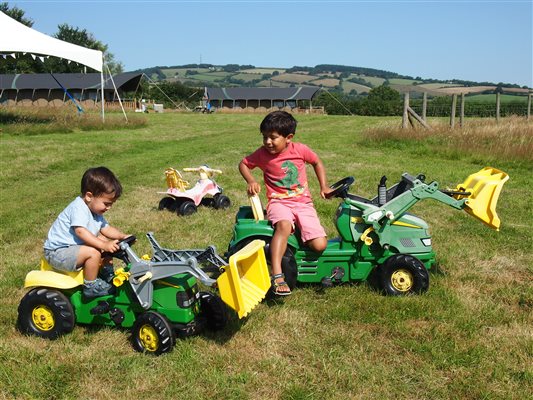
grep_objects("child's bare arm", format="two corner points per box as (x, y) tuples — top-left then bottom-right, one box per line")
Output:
(74, 226), (119, 253)
(239, 161), (261, 196)
(100, 225), (129, 241)
(311, 158), (332, 199)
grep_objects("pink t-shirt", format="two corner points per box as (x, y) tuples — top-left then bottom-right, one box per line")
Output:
(242, 142), (319, 202)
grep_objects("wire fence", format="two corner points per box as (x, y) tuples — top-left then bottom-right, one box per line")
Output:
(314, 91), (532, 119)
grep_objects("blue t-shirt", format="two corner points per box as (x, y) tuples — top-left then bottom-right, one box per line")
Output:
(44, 196), (108, 250)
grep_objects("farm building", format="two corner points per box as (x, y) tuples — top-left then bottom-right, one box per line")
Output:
(204, 87), (323, 113)
(0, 72), (142, 108)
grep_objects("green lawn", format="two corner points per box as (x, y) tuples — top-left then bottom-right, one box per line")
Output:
(1, 112), (531, 399)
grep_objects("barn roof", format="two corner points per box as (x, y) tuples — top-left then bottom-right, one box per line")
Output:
(0, 72), (142, 91)
(206, 87), (320, 101)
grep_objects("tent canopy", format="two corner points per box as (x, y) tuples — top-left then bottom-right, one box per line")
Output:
(0, 72), (142, 91)
(0, 11), (103, 72)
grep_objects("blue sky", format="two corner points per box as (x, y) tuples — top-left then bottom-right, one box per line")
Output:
(7, 0), (533, 87)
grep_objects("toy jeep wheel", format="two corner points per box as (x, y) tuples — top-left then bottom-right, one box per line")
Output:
(17, 288), (75, 339)
(131, 311), (176, 355)
(199, 291), (228, 331)
(177, 200), (197, 216)
(379, 254), (429, 296)
(158, 197), (177, 212)
(213, 194), (231, 210)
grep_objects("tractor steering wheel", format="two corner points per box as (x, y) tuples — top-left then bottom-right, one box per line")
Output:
(102, 235), (137, 258)
(325, 177), (355, 199)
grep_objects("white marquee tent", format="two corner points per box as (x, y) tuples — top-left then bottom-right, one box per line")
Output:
(0, 11), (121, 120)
(0, 11), (103, 71)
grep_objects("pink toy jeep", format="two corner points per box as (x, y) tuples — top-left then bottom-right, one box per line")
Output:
(158, 165), (231, 216)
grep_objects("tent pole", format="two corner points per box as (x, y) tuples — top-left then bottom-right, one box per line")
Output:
(100, 68), (105, 122)
(106, 63), (128, 122)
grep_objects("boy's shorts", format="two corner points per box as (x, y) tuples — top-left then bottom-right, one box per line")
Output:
(44, 246), (82, 272)
(267, 199), (326, 243)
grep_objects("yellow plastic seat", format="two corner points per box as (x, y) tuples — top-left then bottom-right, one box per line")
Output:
(217, 240), (270, 318)
(452, 167), (509, 230)
(24, 259), (84, 289)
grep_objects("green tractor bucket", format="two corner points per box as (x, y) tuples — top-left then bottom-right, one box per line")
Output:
(217, 239), (271, 318)
(452, 167), (509, 230)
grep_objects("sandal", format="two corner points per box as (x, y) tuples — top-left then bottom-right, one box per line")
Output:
(271, 273), (292, 296)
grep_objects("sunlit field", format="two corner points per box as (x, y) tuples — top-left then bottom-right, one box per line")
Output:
(1, 110), (531, 399)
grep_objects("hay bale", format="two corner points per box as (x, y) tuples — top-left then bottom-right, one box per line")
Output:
(32, 98), (49, 107)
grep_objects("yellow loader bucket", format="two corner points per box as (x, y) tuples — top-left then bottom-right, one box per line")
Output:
(217, 240), (271, 318)
(452, 167), (509, 230)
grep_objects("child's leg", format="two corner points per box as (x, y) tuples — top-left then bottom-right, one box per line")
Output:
(306, 236), (327, 253)
(271, 220), (292, 293)
(295, 203), (327, 253)
(76, 245), (102, 280)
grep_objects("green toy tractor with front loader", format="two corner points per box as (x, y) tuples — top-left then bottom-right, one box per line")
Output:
(17, 234), (270, 354)
(227, 167), (508, 295)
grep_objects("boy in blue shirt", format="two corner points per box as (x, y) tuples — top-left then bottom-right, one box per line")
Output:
(44, 167), (130, 298)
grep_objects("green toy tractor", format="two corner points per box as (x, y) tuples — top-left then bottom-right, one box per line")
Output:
(17, 234), (270, 354)
(227, 167), (508, 295)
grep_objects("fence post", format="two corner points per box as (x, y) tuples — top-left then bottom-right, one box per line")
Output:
(450, 94), (457, 128)
(402, 92), (409, 129)
(527, 93), (531, 120)
(422, 92), (427, 121)
(460, 93), (465, 127)
(496, 92), (500, 123)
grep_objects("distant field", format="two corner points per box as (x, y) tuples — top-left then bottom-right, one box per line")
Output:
(342, 81), (372, 94)
(388, 78), (422, 85)
(418, 83), (462, 90)
(436, 85), (496, 95)
(310, 77), (340, 87)
(354, 74), (386, 87)
(257, 79), (289, 87)
(272, 73), (314, 84)
(193, 74), (225, 82)
(241, 68), (286, 74)
(168, 68), (211, 77)
(231, 73), (263, 82)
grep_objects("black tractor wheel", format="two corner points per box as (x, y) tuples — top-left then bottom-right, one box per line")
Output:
(17, 288), (75, 339)
(228, 238), (297, 291)
(158, 197), (177, 212)
(378, 254), (429, 296)
(199, 291), (228, 331)
(213, 194), (231, 210)
(131, 311), (176, 355)
(177, 200), (197, 216)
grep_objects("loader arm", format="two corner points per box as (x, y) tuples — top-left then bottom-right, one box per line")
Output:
(348, 167), (508, 248)
(353, 174), (467, 247)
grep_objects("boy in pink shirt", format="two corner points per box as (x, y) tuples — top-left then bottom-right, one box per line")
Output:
(239, 111), (332, 295)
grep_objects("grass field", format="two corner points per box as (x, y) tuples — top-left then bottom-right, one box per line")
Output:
(0, 111), (531, 399)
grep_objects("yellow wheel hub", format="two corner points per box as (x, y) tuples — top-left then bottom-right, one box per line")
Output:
(138, 324), (159, 352)
(391, 269), (413, 292)
(32, 305), (55, 331)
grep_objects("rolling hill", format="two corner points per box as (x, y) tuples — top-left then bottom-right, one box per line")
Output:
(135, 63), (531, 99)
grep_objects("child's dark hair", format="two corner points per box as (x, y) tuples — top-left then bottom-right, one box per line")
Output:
(260, 111), (297, 137)
(81, 167), (122, 199)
